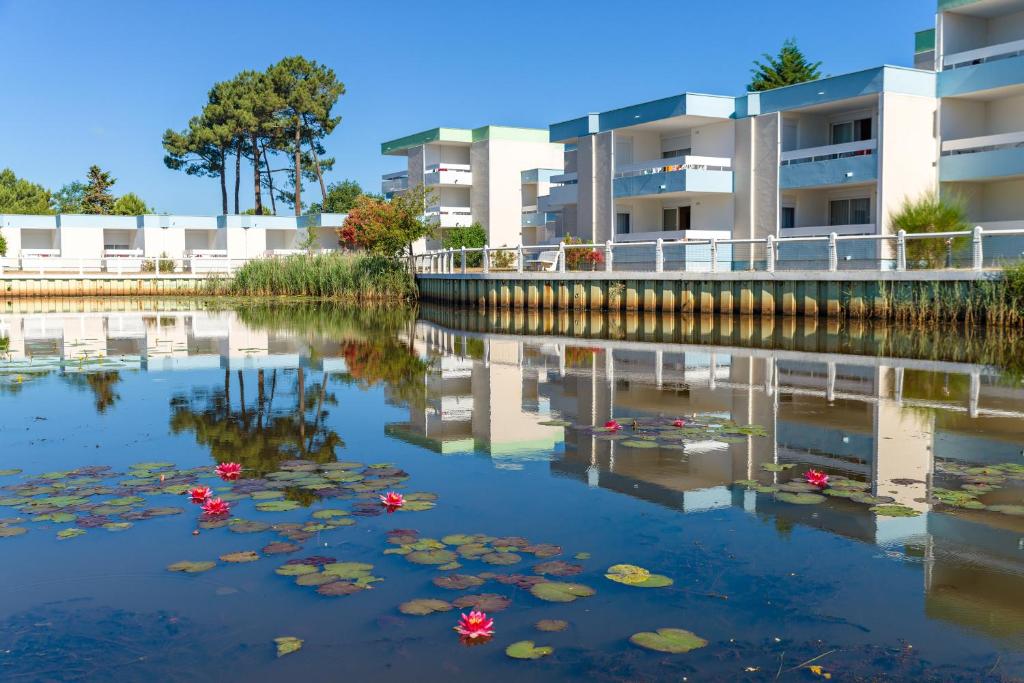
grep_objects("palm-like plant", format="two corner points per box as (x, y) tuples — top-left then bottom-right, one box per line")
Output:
(891, 191), (970, 268)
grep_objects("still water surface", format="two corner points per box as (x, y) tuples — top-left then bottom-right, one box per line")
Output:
(1, 299), (1024, 681)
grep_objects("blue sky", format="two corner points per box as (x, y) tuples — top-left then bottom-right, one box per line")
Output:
(0, 0), (935, 215)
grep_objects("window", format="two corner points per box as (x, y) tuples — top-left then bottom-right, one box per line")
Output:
(662, 148), (691, 159)
(781, 207), (795, 229)
(830, 118), (872, 145)
(679, 206), (691, 230)
(662, 209), (677, 231)
(828, 198), (870, 226)
(615, 213), (631, 235)
(662, 207), (691, 231)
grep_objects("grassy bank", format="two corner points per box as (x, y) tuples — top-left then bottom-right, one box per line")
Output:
(217, 253), (416, 300)
(878, 263), (1024, 327)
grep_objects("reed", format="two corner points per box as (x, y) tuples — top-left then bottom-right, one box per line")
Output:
(216, 253), (416, 300)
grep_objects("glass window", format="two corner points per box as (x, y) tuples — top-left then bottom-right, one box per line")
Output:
(615, 213), (631, 234)
(828, 198), (870, 226)
(850, 197), (870, 224)
(831, 117), (872, 144)
(662, 209), (677, 231)
(679, 206), (691, 230)
(829, 200), (850, 226)
(662, 148), (691, 159)
(781, 207), (795, 229)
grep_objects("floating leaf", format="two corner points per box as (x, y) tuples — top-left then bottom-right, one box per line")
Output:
(407, 549), (458, 565)
(0, 527), (27, 538)
(105, 496), (144, 507)
(229, 520), (270, 533)
(574, 552), (591, 560)
(276, 563), (318, 576)
(322, 562), (374, 579)
(482, 552), (521, 566)
(605, 564), (650, 585)
(398, 500), (435, 512)
(441, 533), (488, 546)
(256, 500), (300, 512)
(398, 598), (453, 615)
(220, 551), (260, 563)
(636, 574), (674, 588)
(0, 469), (22, 477)
(535, 619), (569, 632)
(168, 560), (216, 573)
(103, 522), (132, 531)
(433, 574), (485, 590)
(534, 561), (583, 577)
(453, 593), (511, 612)
(438, 561), (462, 570)
(775, 492), (826, 505)
(870, 505), (922, 517)
(761, 463), (795, 472)
(530, 582), (595, 603)
(274, 636), (303, 658)
(312, 509), (349, 519)
(57, 528), (85, 540)
(263, 542), (301, 555)
(629, 628), (707, 654)
(988, 504), (1024, 516)
(251, 491), (285, 500)
(317, 581), (366, 597)
(33, 512), (76, 523)
(295, 572), (335, 587)
(523, 544), (561, 558)
(506, 641), (553, 660)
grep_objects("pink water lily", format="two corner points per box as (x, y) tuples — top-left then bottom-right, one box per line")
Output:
(188, 486), (213, 505)
(604, 420), (623, 432)
(201, 497), (230, 517)
(455, 610), (494, 640)
(215, 462), (242, 481)
(673, 418), (686, 427)
(804, 469), (829, 488)
(380, 491), (405, 509)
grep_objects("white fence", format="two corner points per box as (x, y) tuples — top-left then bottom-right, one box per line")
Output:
(411, 226), (1024, 275)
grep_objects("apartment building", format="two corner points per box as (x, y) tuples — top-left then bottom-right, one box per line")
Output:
(379, 126), (564, 251)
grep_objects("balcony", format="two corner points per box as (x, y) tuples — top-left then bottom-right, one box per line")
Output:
(779, 140), (877, 190)
(939, 40), (1024, 96)
(381, 171), (408, 195)
(612, 156), (732, 198)
(425, 206), (473, 229)
(545, 173), (578, 207)
(940, 131), (1024, 181)
(780, 223), (876, 238)
(424, 163), (472, 187)
(521, 206), (544, 227)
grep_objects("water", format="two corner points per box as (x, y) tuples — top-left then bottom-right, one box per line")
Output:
(1, 299), (1024, 682)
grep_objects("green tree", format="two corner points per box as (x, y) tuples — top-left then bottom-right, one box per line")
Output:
(163, 108), (231, 214)
(748, 38), (822, 92)
(53, 181), (86, 213)
(0, 168), (53, 214)
(338, 185), (435, 258)
(892, 191), (970, 268)
(81, 165), (116, 215)
(442, 222), (486, 267)
(267, 56), (345, 214)
(0, 230), (6, 257)
(308, 179), (363, 214)
(230, 70), (285, 216)
(112, 192), (152, 215)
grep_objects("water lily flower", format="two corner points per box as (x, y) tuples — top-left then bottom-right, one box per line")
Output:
(673, 419), (686, 428)
(604, 420), (622, 432)
(804, 469), (829, 488)
(215, 462), (242, 481)
(201, 497), (230, 517)
(380, 491), (405, 509)
(188, 486), (213, 505)
(454, 610), (494, 640)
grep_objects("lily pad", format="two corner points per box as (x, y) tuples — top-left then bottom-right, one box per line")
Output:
(534, 561), (583, 577)
(105, 496), (144, 506)
(453, 593), (512, 612)
(276, 563), (318, 576)
(530, 582), (595, 603)
(311, 509), (349, 519)
(57, 528), (85, 540)
(535, 619), (569, 632)
(322, 562), (374, 579)
(256, 500), (300, 512)
(229, 520), (270, 533)
(103, 522), (132, 531)
(398, 500), (435, 512)
(33, 512), (76, 523)
(505, 641), (553, 660)
(482, 552), (521, 566)
(988, 504), (1024, 516)
(634, 574), (674, 588)
(0, 526), (27, 538)
(870, 505), (922, 517)
(316, 581), (366, 597)
(251, 491), (285, 500)
(220, 551), (260, 563)
(629, 628), (708, 654)
(760, 463), (795, 472)
(433, 574), (485, 590)
(398, 598), (453, 615)
(168, 560), (216, 573)
(775, 492), (826, 505)
(605, 564), (650, 585)
(274, 636), (303, 658)
(263, 542), (301, 555)
(0, 469), (22, 477)
(407, 549), (458, 565)
(574, 552), (591, 560)
(295, 572), (335, 586)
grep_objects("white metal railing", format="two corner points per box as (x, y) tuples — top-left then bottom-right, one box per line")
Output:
(943, 38), (1024, 69)
(780, 224), (875, 237)
(382, 173), (410, 194)
(425, 206), (473, 229)
(409, 226), (1024, 275)
(0, 253), (339, 277)
(424, 163), (472, 185)
(614, 155), (732, 179)
(780, 139), (877, 165)
(941, 130), (1024, 155)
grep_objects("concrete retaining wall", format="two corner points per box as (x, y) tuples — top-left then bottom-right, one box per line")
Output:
(1, 276), (213, 297)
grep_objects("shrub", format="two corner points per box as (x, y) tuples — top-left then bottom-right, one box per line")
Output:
(141, 252), (174, 273)
(226, 253), (415, 300)
(892, 191), (969, 268)
(0, 230), (6, 257)
(442, 223), (486, 267)
(561, 234), (603, 271)
(490, 245), (516, 270)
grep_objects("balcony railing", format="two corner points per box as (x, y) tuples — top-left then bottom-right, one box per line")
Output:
(941, 130), (1024, 155)
(781, 139), (876, 166)
(614, 155), (732, 179)
(425, 206), (473, 229)
(522, 208), (544, 227)
(943, 37), (1024, 70)
(381, 171), (409, 194)
(424, 163), (472, 186)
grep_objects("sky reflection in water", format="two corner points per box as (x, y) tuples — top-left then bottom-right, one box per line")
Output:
(1, 299), (1023, 682)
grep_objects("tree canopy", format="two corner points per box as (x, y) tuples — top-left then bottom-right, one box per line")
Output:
(112, 192), (152, 215)
(81, 165), (116, 214)
(308, 179), (365, 214)
(339, 185), (435, 258)
(0, 168), (52, 214)
(748, 38), (822, 92)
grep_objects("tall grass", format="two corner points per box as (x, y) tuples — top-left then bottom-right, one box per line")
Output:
(219, 253), (416, 300)
(874, 265), (1024, 327)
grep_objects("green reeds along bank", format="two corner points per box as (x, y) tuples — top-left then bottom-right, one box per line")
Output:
(220, 253), (416, 300)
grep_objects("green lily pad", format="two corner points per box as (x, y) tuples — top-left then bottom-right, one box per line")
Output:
(870, 505), (922, 517)
(57, 528), (85, 540)
(274, 636), (303, 658)
(441, 533), (485, 546)
(574, 552), (591, 560)
(634, 574), (674, 588)
(398, 500), (435, 512)
(407, 549), (457, 565)
(105, 496), (144, 506)
(295, 572), (335, 587)
(0, 526), (27, 538)
(398, 598), (453, 615)
(775, 492), (826, 505)
(482, 552), (521, 566)
(316, 581), (366, 597)
(33, 512), (76, 523)
(103, 522), (132, 531)
(276, 563), (318, 576)
(535, 619), (569, 632)
(229, 520), (270, 533)
(323, 562), (374, 579)
(256, 500), (300, 512)
(629, 628), (708, 654)
(605, 564), (650, 585)
(263, 542), (301, 555)
(761, 463), (795, 472)
(0, 469), (22, 477)
(220, 551), (260, 563)
(168, 560), (216, 573)
(433, 574), (485, 590)
(453, 593), (511, 611)
(988, 504), (1024, 516)
(438, 561), (462, 570)
(312, 509), (349, 519)
(251, 491), (285, 500)
(529, 582), (595, 603)
(506, 641), (553, 660)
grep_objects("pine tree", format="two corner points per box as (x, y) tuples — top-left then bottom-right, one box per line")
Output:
(81, 165), (116, 214)
(748, 38), (822, 92)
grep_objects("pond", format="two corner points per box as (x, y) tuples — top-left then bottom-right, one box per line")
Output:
(1, 299), (1023, 681)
